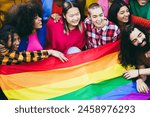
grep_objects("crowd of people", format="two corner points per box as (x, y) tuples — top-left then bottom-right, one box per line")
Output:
(0, 0), (150, 99)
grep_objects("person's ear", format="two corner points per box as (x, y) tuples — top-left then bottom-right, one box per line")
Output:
(104, 17), (107, 20)
(87, 14), (91, 19)
(7, 34), (12, 48)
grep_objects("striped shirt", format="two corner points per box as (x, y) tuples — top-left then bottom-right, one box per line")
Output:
(0, 50), (50, 65)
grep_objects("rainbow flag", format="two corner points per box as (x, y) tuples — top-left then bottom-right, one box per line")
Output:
(0, 41), (150, 100)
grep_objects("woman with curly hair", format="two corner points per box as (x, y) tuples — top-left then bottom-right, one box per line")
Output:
(0, 25), (68, 65)
(6, 1), (46, 52)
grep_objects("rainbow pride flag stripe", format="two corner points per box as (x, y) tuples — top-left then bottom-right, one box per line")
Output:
(0, 41), (150, 100)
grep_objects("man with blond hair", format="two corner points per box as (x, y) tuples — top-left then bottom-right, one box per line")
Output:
(84, 3), (120, 49)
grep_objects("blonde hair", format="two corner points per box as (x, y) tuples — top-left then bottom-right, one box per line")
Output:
(88, 3), (103, 15)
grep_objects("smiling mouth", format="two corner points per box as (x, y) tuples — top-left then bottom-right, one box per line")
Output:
(124, 17), (128, 20)
(72, 20), (79, 23)
(138, 39), (146, 46)
(142, 2), (146, 4)
(15, 45), (19, 48)
(96, 22), (102, 25)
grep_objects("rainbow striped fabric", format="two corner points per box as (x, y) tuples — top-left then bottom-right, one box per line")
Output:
(0, 41), (150, 100)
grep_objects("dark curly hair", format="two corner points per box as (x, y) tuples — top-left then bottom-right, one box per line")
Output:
(118, 24), (150, 68)
(6, 1), (42, 37)
(108, 0), (131, 27)
(0, 25), (18, 51)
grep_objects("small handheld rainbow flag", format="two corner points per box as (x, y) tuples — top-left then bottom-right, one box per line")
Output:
(0, 41), (150, 100)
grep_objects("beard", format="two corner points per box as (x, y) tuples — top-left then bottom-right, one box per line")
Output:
(133, 37), (150, 53)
